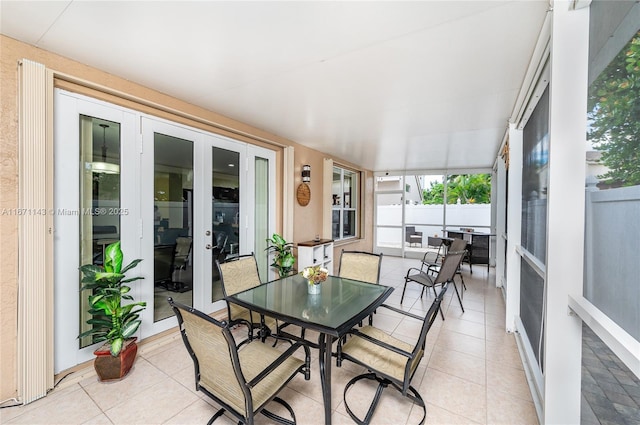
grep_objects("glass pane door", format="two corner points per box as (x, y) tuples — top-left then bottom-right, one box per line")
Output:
(78, 116), (122, 347)
(210, 146), (240, 303)
(248, 145), (276, 282)
(152, 133), (194, 322)
(374, 176), (404, 256)
(254, 157), (270, 281)
(140, 118), (200, 337)
(54, 90), (137, 373)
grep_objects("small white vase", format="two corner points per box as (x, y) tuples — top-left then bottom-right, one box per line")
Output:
(308, 282), (321, 294)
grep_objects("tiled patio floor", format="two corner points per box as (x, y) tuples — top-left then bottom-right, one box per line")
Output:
(1, 256), (539, 424)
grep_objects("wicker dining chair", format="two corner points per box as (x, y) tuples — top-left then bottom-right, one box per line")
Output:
(168, 298), (310, 425)
(216, 253), (278, 342)
(335, 283), (449, 425)
(338, 250), (383, 325)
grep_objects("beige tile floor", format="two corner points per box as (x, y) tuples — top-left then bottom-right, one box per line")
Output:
(1, 256), (539, 425)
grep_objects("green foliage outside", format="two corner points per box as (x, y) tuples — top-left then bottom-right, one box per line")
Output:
(422, 174), (491, 204)
(588, 30), (640, 186)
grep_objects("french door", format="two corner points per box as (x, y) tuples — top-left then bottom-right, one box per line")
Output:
(54, 90), (275, 372)
(139, 117), (276, 339)
(53, 91), (139, 372)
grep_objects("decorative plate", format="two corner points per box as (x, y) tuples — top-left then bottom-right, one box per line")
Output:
(296, 183), (311, 206)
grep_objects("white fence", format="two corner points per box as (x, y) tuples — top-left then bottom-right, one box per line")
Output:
(584, 184), (640, 341)
(377, 203), (491, 246)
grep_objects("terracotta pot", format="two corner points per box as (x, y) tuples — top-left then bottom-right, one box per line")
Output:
(93, 338), (138, 382)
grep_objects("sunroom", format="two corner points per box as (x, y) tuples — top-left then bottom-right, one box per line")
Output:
(1, 1), (638, 424)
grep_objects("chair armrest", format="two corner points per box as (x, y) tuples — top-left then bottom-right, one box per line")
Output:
(246, 341), (310, 388)
(404, 266), (425, 276)
(405, 268), (435, 284)
(227, 317), (254, 334)
(345, 328), (414, 359)
(376, 304), (424, 321)
(421, 259), (439, 268)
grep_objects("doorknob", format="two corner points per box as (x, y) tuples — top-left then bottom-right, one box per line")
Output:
(205, 230), (211, 236)
(205, 244), (212, 250)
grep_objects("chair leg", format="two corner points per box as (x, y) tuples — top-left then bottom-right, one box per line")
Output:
(261, 396), (296, 425)
(343, 373), (426, 425)
(206, 408), (226, 425)
(457, 270), (466, 291)
(433, 286), (445, 320)
(400, 280), (408, 303)
(344, 373), (387, 425)
(405, 385), (426, 425)
(452, 280), (465, 313)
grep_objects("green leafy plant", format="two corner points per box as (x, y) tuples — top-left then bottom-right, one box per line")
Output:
(78, 241), (146, 356)
(265, 233), (295, 277)
(588, 30), (640, 186)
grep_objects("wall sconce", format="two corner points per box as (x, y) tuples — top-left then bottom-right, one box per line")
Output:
(302, 165), (311, 182)
(297, 165), (311, 206)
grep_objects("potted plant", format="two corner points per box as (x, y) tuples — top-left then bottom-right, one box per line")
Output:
(265, 233), (295, 277)
(78, 241), (146, 381)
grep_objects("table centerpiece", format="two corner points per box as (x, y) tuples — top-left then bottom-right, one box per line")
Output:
(301, 265), (328, 294)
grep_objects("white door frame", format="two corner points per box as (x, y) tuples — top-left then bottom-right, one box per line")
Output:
(53, 90), (138, 372)
(53, 91), (276, 371)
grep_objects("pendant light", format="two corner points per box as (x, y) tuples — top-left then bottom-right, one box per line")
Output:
(89, 123), (120, 174)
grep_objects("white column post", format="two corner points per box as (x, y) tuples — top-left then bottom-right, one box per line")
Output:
(505, 123), (522, 333)
(543, 2), (589, 423)
(494, 158), (506, 287)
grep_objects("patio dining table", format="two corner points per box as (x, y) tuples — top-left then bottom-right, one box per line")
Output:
(227, 273), (393, 425)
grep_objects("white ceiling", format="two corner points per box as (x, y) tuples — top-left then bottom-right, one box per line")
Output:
(1, 1), (549, 173)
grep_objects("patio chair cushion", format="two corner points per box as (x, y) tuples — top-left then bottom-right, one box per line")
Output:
(341, 326), (423, 382)
(338, 251), (382, 284)
(236, 343), (305, 412)
(219, 256), (261, 295)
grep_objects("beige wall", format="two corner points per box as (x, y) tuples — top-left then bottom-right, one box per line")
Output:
(292, 144), (374, 274)
(0, 35), (373, 401)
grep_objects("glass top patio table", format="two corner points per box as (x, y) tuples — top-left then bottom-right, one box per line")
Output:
(228, 273), (393, 338)
(228, 273), (393, 425)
